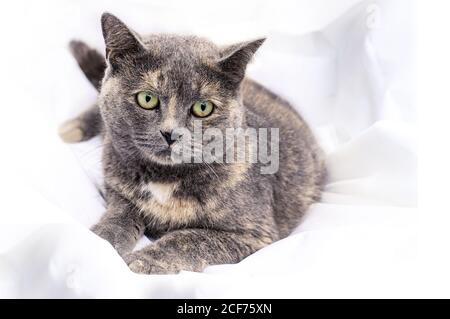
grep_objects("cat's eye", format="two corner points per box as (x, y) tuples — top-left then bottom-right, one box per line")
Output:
(136, 91), (159, 109)
(191, 100), (214, 118)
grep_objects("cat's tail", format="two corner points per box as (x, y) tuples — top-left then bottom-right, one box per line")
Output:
(69, 40), (106, 91)
(58, 41), (105, 143)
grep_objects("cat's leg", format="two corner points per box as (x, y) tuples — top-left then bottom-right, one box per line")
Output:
(123, 229), (272, 274)
(91, 192), (146, 257)
(58, 104), (102, 143)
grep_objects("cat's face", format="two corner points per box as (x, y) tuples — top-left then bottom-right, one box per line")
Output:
(98, 14), (264, 165)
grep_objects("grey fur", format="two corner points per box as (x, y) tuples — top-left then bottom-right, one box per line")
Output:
(60, 13), (326, 274)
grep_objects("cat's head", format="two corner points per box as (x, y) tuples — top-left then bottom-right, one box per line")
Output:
(98, 13), (264, 165)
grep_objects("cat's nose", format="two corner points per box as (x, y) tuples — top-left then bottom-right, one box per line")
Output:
(160, 130), (176, 146)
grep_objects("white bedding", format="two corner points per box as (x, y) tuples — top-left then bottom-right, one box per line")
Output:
(0, 0), (417, 298)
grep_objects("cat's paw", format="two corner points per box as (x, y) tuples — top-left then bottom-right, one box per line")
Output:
(123, 252), (172, 275)
(91, 223), (133, 257)
(58, 119), (85, 143)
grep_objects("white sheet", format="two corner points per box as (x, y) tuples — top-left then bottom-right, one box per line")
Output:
(0, 0), (417, 298)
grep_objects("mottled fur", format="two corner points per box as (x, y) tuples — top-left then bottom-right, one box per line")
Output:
(60, 13), (326, 274)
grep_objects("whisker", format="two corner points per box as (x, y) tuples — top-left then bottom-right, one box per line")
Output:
(203, 162), (219, 180)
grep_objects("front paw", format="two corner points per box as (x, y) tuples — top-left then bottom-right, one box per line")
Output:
(91, 223), (131, 257)
(123, 252), (173, 275)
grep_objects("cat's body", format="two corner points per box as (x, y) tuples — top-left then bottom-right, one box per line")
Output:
(60, 13), (325, 274)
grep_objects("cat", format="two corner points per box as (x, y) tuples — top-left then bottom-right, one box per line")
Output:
(59, 13), (326, 274)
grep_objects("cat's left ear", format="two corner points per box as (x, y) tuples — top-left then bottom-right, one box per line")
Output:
(217, 38), (265, 84)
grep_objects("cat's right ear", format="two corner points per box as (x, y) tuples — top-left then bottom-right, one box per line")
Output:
(101, 13), (144, 68)
(217, 38), (265, 84)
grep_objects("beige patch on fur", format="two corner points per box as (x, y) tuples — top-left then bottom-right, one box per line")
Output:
(108, 176), (199, 226)
(143, 181), (177, 204)
(142, 70), (161, 90)
(136, 196), (199, 226)
(160, 96), (178, 131)
(223, 162), (250, 188)
(199, 82), (220, 98)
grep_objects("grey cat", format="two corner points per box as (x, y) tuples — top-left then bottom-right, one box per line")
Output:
(59, 13), (326, 274)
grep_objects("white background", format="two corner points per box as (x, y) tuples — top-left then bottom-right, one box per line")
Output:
(416, 0), (450, 297)
(0, 0), (448, 298)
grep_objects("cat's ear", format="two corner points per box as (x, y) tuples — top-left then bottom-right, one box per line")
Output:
(101, 13), (144, 67)
(218, 38), (265, 84)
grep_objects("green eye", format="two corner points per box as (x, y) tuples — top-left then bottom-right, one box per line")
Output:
(191, 100), (214, 118)
(136, 91), (159, 109)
